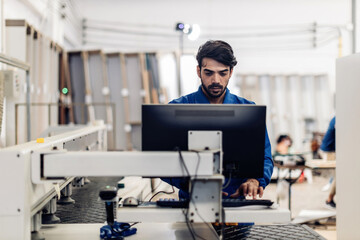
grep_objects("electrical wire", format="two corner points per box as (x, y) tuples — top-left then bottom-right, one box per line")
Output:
(221, 207), (226, 238)
(189, 151), (220, 240)
(84, 21), (339, 39)
(142, 179), (164, 201)
(129, 222), (139, 227)
(177, 149), (220, 240)
(83, 18), (342, 52)
(148, 184), (175, 202)
(84, 19), (347, 34)
(222, 172), (232, 189)
(40, 0), (83, 31)
(85, 25), (177, 38)
(84, 29), (179, 42)
(202, 29), (314, 39)
(177, 148), (197, 240)
(85, 18), (172, 30)
(113, 222), (139, 235)
(84, 31), (340, 52)
(34, 0), (83, 36)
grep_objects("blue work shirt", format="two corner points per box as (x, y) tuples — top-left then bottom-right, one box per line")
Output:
(162, 86), (274, 199)
(320, 117), (335, 152)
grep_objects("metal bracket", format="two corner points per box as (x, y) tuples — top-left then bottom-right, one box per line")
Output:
(187, 131), (224, 223)
(188, 130), (222, 151)
(188, 175), (224, 223)
(188, 130), (223, 174)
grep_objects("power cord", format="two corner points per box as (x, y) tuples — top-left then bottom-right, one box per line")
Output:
(176, 148), (198, 240)
(191, 150), (223, 239)
(222, 172), (232, 189)
(148, 183), (175, 202)
(177, 148), (219, 240)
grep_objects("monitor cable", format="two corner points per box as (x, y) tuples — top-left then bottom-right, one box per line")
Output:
(191, 150), (221, 240)
(222, 172), (232, 190)
(178, 149), (219, 240)
(148, 182), (175, 202)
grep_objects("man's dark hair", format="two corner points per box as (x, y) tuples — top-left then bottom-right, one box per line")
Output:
(196, 40), (237, 70)
(277, 135), (291, 144)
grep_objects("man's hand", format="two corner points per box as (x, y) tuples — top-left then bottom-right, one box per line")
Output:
(230, 179), (264, 199)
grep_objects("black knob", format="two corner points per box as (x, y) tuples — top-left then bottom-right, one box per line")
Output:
(99, 186), (117, 201)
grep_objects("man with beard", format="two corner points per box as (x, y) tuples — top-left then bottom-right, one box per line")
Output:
(162, 40), (273, 200)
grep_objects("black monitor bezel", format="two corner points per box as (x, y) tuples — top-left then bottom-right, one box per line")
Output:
(141, 104), (266, 179)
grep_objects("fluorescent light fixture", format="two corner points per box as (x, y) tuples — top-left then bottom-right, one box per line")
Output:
(183, 24), (191, 34)
(188, 24), (200, 41)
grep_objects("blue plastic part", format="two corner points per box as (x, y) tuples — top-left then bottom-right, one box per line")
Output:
(122, 228), (137, 237)
(100, 225), (113, 239)
(99, 221), (137, 239)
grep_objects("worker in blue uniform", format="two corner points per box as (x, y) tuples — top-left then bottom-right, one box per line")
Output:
(320, 117), (335, 152)
(320, 116), (336, 209)
(162, 40), (273, 200)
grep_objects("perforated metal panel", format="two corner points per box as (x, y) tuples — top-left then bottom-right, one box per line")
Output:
(213, 224), (326, 240)
(56, 177), (122, 223)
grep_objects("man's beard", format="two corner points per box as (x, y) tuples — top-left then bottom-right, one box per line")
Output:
(201, 81), (226, 99)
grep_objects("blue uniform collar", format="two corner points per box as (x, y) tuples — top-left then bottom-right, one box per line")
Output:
(195, 85), (232, 104)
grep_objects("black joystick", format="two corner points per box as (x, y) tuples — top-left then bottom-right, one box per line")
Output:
(99, 186), (117, 226)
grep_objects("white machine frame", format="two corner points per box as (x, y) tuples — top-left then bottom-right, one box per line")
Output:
(0, 123), (290, 240)
(0, 122), (107, 240)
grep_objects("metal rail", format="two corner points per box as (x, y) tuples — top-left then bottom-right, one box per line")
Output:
(0, 52), (30, 70)
(15, 102), (116, 148)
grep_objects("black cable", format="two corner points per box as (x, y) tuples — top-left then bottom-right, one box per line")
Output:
(143, 178), (169, 201)
(176, 147), (191, 176)
(178, 149), (219, 240)
(129, 222), (139, 227)
(190, 150), (222, 239)
(175, 148), (197, 240)
(183, 208), (196, 240)
(148, 184), (175, 202)
(115, 222), (139, 235)
(187, 151), (207, 240)
(221, 207), (226, 239)
(222, 172), (232, 189)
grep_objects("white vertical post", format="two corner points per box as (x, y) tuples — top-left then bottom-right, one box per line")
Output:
(336, 53), (360, 239)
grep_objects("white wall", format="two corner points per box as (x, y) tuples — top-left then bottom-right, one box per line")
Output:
(78, 0), (352, 96)
(2, 0), (82, 48)
(0, 0), (83, 147)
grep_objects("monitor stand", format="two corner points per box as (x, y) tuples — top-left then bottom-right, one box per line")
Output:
(187, 131), (224, 223)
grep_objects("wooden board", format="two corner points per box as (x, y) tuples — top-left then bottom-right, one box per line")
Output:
(107, 53), (127, 150)
(119, 54), (133, 150)
(81, 51), (96, 122)
(68, 52), (87, 124)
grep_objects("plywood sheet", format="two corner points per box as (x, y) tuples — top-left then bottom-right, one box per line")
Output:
(107, 54), (127, 150)
(68, 52), (87, 124)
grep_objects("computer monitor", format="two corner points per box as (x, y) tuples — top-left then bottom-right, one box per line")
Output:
(141, 104), (266, 178)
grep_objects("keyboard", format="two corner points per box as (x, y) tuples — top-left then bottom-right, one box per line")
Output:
(156, 198), (189, 208)
(222, 198), (273, 207)
(156, 198), (273, 208)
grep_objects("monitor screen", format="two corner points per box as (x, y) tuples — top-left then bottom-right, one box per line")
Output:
(141, 104), (266, 178)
